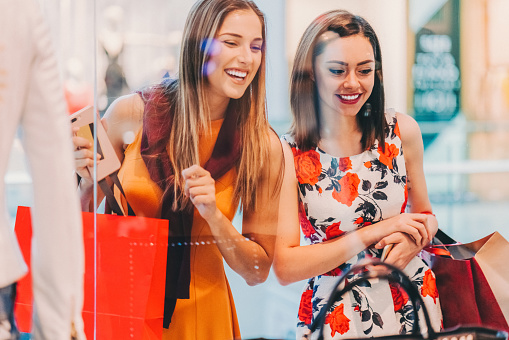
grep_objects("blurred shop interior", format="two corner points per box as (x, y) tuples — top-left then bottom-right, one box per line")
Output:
(5, 0), (509, 339)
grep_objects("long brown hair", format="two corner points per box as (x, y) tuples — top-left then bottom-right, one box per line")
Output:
(290, 10), (386, 152)
(143, 0), (270, 213)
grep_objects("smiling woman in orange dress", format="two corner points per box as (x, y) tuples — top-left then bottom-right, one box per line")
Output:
(73, 1), (283, 339)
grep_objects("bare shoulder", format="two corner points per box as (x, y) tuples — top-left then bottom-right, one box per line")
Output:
(104, 93), (144, 127)
(263, 129), (285, 189)
(103, 93), (145, 154)
(268, 129), (284, 163)
(395, 111), (423, 150)
(280, 136), (298, 176)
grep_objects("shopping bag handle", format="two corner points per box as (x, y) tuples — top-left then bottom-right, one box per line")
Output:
(98, 171), (135, 216)
(434, 229), (457, 245)
(425, 229), (461, 259)
(303, 259), (435, 340)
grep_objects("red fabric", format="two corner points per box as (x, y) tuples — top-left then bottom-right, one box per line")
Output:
(138, 81), (241, 327)
(14, 206), (169, 339)
(428, 251), (509, 332)
(424, 246), (451, 257)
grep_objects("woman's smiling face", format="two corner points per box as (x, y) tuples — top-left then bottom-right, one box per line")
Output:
(314, 33), (375, 118)
(204, 9), (263, 103)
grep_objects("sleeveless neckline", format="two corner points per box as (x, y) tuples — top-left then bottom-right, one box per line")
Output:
(315, 145), (373, 161)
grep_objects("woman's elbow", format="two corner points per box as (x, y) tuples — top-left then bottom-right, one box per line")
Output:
(244, 264), (270, 286)
(272, 261), (295, 286)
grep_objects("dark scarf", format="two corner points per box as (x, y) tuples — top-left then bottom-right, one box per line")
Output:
(139, 82), (241, 328)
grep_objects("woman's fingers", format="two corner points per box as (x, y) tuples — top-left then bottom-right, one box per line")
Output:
(394, 214), (429, 247)
(188, 185), (213, 198)
(182, 164), (209, 180)
(182, 165), (219, 221)
(384, 233), (420, 269)
(182, 166), (214, 197)
(413, 213), (434, 244)
(375, 232), (404, 249)
(409, 214), (431, 246)
(72, 135), (91, 150)
(406, 219), (426, 246)
(73, 143), (102, 179)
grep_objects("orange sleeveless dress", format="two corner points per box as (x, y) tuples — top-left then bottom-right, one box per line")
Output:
(116, 118), (241, 340)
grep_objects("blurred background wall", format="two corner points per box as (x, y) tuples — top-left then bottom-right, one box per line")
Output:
(6, 0), (509, 338)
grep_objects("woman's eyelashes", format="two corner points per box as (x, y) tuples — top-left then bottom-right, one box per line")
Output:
(223, 40), (237, 47)
(250, 44), (263, 52)
(329, 68), (345, 75)
(359, 68), (373, 75)
(328, 68), (373, 76)
(222, 40), (262, 52)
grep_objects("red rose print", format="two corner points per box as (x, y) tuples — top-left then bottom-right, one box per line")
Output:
(401, 184), (408, 213)
(325, 303), (351, 337)
(325, 222), (344, 240)
(394, 121), (401, 138)
(354, 216), (372, 227)
(294, 149), (322, 185)
(364, 161), (372, 168)
(299, 203), (316, 238)
(378, 142), (399, 169)
(298, 289), (313, 325)
(421, 269), (439, 303)
(291, 147), (301, 157)
(338, 157), (352, 172)
(390, 281), (409, 312)
(324, 266), (344, 276)
(332, 173), (360, 207)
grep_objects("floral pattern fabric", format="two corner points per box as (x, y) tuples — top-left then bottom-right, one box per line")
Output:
(283, 110), (442, 339)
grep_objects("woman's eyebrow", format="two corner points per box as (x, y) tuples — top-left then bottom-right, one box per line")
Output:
(325, 59), (374, 66)
(218, 33), (263, 42)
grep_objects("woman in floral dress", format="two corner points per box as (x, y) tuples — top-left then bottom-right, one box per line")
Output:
(273, 10), (442, 339)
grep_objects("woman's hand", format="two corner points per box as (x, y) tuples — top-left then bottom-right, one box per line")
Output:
(72, 121), (105, 181)
(376, 212), (431, 248)
(182, 165), (221, 222)
(375, 232), (421, 269)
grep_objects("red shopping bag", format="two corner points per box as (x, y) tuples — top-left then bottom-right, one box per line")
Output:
(424, 232), (509, 332)
(14, 206), (169, 339)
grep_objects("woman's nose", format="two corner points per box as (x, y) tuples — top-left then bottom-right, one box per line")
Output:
(343, 71), (359, 89)
(237, 44), (253, 64)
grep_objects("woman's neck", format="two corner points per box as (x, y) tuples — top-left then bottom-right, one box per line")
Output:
(206, 94), (230, 121)
(318, 108), (363, 157)
(319, 108), (360, 140)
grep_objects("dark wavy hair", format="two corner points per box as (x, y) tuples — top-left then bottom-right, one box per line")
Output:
(290, 10), (386, 152)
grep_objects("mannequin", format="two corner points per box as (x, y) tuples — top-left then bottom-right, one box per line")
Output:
(0, 0), (85, 338)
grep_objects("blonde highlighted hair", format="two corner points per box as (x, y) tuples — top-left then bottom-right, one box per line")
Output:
(146, 0), (270, 213)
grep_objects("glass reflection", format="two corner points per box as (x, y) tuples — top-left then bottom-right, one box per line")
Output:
(4, 0), (509, 339)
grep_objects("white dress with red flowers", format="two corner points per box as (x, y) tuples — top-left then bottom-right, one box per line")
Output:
(282, 110), (442, 339)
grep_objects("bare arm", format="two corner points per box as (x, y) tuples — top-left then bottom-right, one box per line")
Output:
(183, 131), (284, 285)
(376, 112), (438, 268)
(397, 112), (437, 234)
(272, 141), (431, 285)
(75, 93), (144, 211)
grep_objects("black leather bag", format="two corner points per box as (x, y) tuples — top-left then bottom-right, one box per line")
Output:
(301, 260), (508, 340)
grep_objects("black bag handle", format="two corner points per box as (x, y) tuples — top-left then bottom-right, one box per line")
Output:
(304, 260), (435, 340)
(98, 171), (135, 216)
(433, 229), (457, 245)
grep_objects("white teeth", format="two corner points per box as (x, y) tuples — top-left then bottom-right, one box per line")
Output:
(340, 94), (360, 100)
(226, 69), (247, 78)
